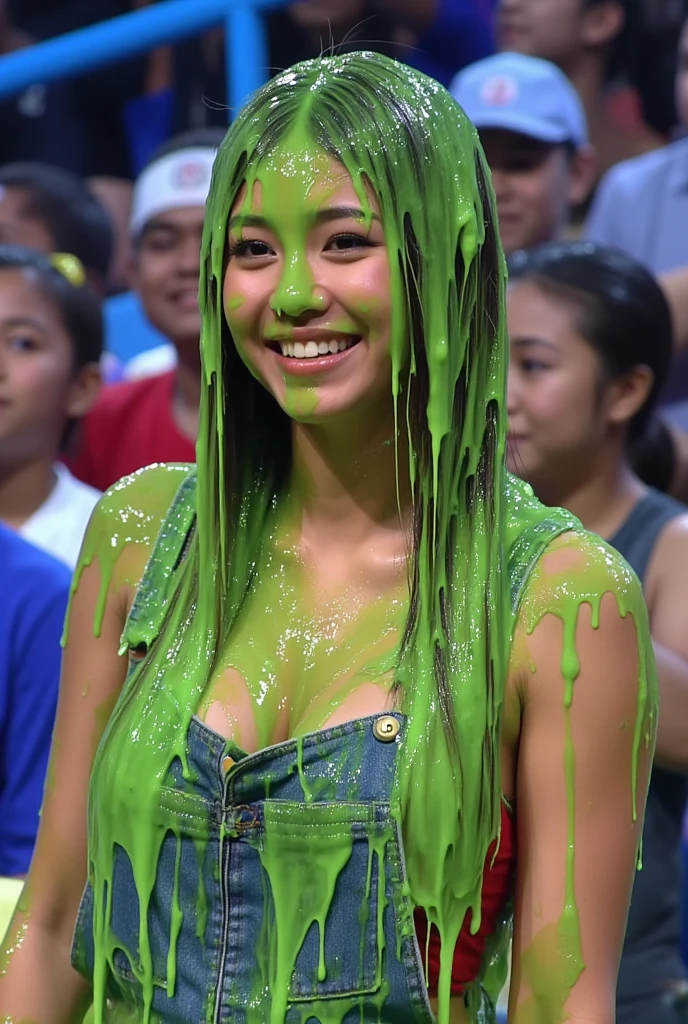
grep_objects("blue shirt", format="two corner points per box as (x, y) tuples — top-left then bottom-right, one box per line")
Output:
(104, 291), (167, 365)
(409, 0), (496, 86)
(585, 137), (688, 275)
(0, 525), (71, 875)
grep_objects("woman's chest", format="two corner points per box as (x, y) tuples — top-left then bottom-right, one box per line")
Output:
(198, 548), (408, 749)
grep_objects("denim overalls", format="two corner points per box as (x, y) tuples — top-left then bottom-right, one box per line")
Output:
(71, 468), (573, 1024)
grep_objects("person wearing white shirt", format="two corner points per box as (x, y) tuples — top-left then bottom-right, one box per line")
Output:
(0, 246), (101, 569)
(19, 462), (99, 569)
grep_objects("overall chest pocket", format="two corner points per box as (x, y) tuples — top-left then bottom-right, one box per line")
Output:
(255, 800), (393, 1001)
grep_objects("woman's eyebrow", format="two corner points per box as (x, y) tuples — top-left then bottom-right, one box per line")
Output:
(228, 206), (381, 231)
(511, 336), (558, 351)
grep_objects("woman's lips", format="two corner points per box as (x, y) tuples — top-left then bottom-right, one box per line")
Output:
(265, 328), (362, 376)
(270, 337), (362, 376)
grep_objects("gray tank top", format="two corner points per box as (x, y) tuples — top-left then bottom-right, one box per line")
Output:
(612, 489), (688, 1008)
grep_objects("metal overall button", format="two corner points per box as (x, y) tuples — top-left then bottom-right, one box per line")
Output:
(372, 715), (400, 742)
(222, 755), (235, 773)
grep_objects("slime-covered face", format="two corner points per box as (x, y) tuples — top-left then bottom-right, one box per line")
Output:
(223, 138), (392, 423)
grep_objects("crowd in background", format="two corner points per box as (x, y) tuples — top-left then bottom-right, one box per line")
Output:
(3, 1), (688, 1021)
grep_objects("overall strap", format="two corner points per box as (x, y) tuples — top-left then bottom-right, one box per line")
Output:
(120, 467), (198, 653)
(505, 478), (580, 622)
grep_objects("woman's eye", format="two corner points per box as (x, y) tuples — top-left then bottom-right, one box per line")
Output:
(326, 233), (370, 252)
(229, 239), (274, 259)
(521, 359), (548, 374)
(9, 335), (38, 352)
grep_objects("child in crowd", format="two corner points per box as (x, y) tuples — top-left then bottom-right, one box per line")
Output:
(0, 246), (102, 569)
(0, 162), (113, 296)
(0, 522), (70, 876)
(451, 51), (596, 255)
(67, 129), (225, 491)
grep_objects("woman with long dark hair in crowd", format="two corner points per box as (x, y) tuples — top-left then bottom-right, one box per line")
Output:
(508, 241), (688, 1024)
(0, 54), (654, 1024)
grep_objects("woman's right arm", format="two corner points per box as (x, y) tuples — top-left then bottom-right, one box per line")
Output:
(0, 465), (188, 1023)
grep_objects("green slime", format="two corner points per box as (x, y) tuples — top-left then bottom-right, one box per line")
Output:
(27, 52), (655, 1024)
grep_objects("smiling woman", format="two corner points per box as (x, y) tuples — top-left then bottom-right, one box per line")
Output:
(0, 53), (656, 1024)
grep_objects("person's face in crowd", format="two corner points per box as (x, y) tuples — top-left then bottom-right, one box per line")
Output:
(130, 206), (204, 360)
(496, 0), (623, 72)
(0, 187), (55, 253)
(0, 268), (99, 465)
(288, 0), (365, 30)
(480, 129), (593, 255)
(223, 142), (393, 425)
(506, 279), (650, 493)
(675, 19), (688, 128)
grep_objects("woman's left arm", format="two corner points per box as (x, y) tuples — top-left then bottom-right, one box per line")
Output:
(508, 534), (656, 1024)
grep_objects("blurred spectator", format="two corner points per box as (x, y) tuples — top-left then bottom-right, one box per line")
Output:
(171, 1), (495, 138)
(0, 0), (82, 177)
(285, 0), (496, 86)
(0, 247), (102, 568)
(0, 522), (69, 876)
(451, 52), (595, 254)
(0, 163), (113, 296)
(68, 130), (223, 490)
(495, 0), (662, 182)
(6, 0), (160, 292)
(507, 241), (688, 1023)
(586, 14), (688, 275)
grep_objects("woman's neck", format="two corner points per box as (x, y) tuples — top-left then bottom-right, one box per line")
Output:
(290, 412), (412, 550)
(0, 455), (57, 529)
(537, 453), (645, 541)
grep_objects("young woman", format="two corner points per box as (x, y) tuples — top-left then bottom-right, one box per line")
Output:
(0, 246), (102, 568)
(0, 54), (655, 1024)
(507, 241), (688, 1024)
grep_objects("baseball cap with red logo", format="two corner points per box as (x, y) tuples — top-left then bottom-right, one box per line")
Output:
(130, 144), (219, 238)
(450, 52), (588, 147)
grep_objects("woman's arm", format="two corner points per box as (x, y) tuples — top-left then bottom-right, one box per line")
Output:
(508, 533), (655, 1024)
(644, 514), (688, 772)
(0, 465), (187, 1024)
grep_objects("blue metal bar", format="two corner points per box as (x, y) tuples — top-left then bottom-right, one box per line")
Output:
(226, 3), (270, 116)
(0, 0), (285, 114)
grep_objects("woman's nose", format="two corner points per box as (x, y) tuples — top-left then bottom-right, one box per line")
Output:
(269, 251), (328, 318)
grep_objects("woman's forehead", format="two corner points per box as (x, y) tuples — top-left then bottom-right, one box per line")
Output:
(230, 150), (380, 224)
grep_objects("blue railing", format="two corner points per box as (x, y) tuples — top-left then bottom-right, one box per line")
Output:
(0, 0), (287, 116)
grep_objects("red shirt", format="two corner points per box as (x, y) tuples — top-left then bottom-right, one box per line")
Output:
(415, 802), (516, 994)
(67, 372), (195, 492)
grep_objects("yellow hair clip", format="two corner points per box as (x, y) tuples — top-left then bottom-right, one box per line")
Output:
(49, 252), (86, 288)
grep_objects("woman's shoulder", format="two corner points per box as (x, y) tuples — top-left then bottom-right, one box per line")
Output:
(504, 474), (645, 624)
(90, 462), (194, 531)
(78, 462), (196, 589)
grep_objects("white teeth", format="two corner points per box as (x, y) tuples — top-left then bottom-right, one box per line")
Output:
(277, 337), (358, 358)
